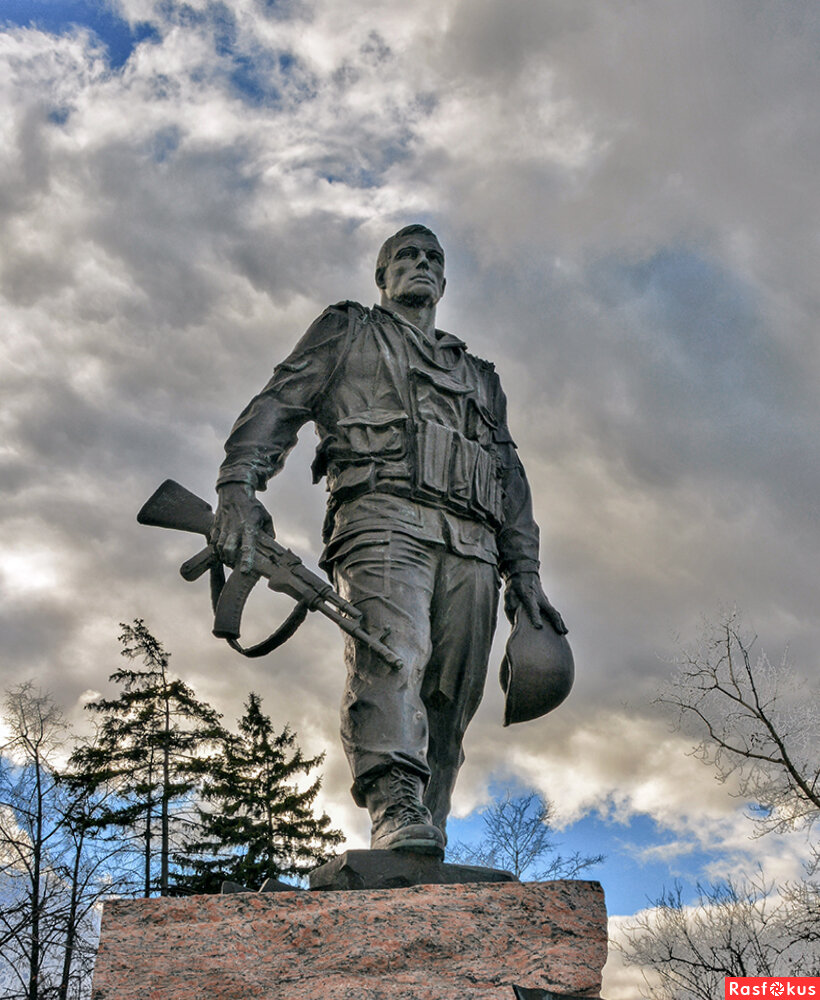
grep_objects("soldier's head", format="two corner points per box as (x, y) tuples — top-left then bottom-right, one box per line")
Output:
(375, 224), (446, 308)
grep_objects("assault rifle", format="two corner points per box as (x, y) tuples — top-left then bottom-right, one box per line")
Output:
(137, 480), (403, 670)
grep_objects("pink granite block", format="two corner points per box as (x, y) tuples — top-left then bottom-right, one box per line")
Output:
(92, 880), (607, 999)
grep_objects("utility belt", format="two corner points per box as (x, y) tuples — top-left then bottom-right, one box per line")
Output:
(323, 419), (505, 532)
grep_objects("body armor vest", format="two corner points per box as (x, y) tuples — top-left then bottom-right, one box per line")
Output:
(309, 306), (506, 533)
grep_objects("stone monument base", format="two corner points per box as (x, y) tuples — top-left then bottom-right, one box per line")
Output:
(91, 880), (606, 999)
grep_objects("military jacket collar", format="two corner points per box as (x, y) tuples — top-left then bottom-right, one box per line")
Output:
(372, 304), (468, 354)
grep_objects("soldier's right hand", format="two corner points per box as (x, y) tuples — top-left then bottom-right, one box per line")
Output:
(212, 483), (274, 574)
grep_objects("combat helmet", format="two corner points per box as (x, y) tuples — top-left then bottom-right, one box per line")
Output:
(500, 608), (574, 726)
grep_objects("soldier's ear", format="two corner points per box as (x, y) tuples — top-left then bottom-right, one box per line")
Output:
(375, 267), (386, 289)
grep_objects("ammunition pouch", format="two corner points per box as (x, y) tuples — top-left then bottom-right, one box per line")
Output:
(322, 415), (505, 531)
(414, 420), (504, 528)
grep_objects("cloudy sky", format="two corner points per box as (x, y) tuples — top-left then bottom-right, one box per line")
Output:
(2, 0), (819, 993)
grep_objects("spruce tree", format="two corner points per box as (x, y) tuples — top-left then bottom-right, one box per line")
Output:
(177, 692), (343, 892)
(70, 620), (224, 897)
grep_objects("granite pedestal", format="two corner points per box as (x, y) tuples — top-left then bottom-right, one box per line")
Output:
(91, 879), (607, 999)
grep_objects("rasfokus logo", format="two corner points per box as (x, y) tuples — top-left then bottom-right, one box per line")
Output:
(725, 978), (820, 997)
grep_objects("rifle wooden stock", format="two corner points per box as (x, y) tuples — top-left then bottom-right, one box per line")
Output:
(137, 479), (214, 537)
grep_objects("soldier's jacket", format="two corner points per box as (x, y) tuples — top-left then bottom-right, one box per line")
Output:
(218, 302), (541, 579)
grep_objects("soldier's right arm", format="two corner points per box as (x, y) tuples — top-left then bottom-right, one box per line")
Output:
(212, 303), (352, 570)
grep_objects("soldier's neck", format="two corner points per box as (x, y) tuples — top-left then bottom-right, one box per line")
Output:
(381, 295), (437, 340)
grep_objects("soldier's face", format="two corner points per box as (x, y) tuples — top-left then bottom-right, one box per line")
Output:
(381, 235), (446, 307)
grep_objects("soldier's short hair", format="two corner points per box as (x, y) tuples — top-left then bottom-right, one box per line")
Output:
(375, 224), (443, 289)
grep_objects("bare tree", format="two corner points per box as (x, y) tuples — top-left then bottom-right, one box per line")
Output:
(0, 684), (126, 1000)
(447, 791), (603, 880)
(0, 684), (70, 1000)
(619, 612), (820, 997)
(661, 612), (820, 848)
(623, 879), (816, 1000)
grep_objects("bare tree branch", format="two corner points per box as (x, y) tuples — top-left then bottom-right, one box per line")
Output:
(659, 612), (820, 837)
(620, 612), (820, 998)
(448, 791), (603, 880)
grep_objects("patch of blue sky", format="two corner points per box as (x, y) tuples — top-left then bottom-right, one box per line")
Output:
(627, 250), (759, 352)
(226, 52), (281, 107)
(587, 245), (796, 427)
(148, 125), (182, 163)
(447, 788), (735, 917)
(318, 137), (413, 191)
(256, 0), (302, 21)
(595, 247), (763, 366)
(602, 247), (803, 436)
(322, 169), (381, 190)
(1, 0), (160, 69)
(210, 0), (238, 56)
(154, 0), (207, 29)
(47, 107), (71, 126)
(204, 1), (301, 106)
(552, 811), (724, 916)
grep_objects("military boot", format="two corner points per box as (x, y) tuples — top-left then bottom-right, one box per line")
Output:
(363, 767), (445, 857)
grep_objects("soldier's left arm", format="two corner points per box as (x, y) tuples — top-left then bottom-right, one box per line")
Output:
(491, 375), (568, 636)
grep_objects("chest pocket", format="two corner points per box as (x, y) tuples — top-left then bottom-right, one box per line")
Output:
(336, 410), (409, 462)
(409, 364), (468, 419)
(466, 397), (499, 447)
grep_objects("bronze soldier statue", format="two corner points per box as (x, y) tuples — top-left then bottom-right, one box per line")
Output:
(211, 225), (567, 858)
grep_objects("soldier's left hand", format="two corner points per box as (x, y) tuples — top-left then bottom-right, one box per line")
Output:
(505, 572), (568, 635)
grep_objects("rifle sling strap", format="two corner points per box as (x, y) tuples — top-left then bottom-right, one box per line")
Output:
(209, 564), (310, 658)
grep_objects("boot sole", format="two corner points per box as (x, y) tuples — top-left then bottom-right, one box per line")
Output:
(372, 824), (446, 858)
(388, 838), (445, 857)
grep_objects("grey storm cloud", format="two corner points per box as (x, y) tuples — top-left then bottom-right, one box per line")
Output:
(1, 4), (819, 942)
